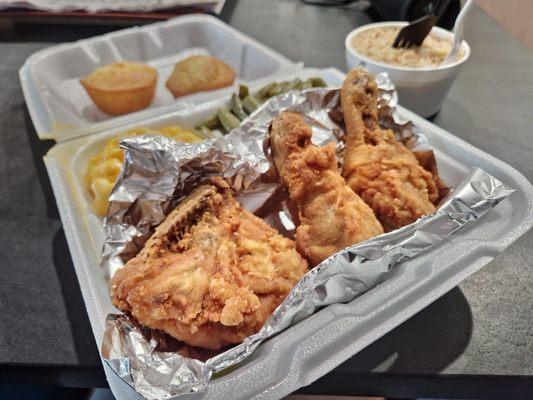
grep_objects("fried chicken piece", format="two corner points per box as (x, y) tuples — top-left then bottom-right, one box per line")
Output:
(110, 179), (308, 350)
(341, 69), (442, 232)
(270, 111), (383, 267)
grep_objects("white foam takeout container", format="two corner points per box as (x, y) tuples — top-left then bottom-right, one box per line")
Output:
(44, 65), (533, 399)
(19, 14), (301, 141)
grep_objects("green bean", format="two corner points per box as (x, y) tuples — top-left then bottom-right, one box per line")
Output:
(194, 125), (212, 138)
(301, 79), (314, 89)
(257, 82), (276, 100)
(217, 108), (241, 133)
(309, 77), (327, 87)
(242, 95), (260, 114)
(230, 94), (248, 120)
(287, 78), (304, 91)
(238, 84), (249, 99)
(194, 77), (328, 136)
(196, 114), (220, 130)
(268, 81), (290, 98)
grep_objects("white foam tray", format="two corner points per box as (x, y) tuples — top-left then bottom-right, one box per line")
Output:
(19, 14), (300, 141)
(44, 68), (533, 400)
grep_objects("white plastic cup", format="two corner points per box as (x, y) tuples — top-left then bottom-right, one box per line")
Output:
(345, 22), (470, 118)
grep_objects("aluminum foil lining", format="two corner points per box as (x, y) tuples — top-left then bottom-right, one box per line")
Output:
(102, 74), (422, 278)
(100, 73), (514, 399)
(103, 171), (512, 400)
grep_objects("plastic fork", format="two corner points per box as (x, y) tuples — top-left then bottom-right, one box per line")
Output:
(393, 0), (453, 48)
(442, 0), (474, 64)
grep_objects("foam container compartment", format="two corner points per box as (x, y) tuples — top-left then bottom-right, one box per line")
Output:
(19, 14), (301, 141)
(44, 68), (533, 400)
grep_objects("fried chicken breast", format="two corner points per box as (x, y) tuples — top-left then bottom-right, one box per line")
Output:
(110, 179), (308, 350)
(270, 111), (383, 267)
(341, 68), (442, 232)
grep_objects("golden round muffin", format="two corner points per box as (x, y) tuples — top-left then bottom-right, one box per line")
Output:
(81, 61), (157, 115)
(166, 55), (236, 98)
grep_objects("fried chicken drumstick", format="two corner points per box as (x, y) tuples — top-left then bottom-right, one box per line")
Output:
(110, 179), (308, 350)
(270, 111), (383, 267)
(341, 68), (442, 232)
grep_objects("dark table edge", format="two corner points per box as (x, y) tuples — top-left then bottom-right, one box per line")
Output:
(0, 365), (106, 388)
(296, 373), (533, 399)
(3, 364), (533, 400)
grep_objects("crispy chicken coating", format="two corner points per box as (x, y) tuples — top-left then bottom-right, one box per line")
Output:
(270, 111), (383, 267)
(341, 68), (442, 232)
(110, 179), (308, 350)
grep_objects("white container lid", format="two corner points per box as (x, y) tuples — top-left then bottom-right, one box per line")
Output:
(20, 14), (302, 141)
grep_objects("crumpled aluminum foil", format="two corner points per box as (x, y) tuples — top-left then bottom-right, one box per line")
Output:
(100, 74), (514, 400)
(102, 75), (423, 277)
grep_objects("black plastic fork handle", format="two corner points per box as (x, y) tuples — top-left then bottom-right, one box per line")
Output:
(431, 0), (453, 18)
(393, 12), (438, 48)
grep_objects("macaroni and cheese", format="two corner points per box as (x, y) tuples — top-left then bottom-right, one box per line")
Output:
(85, 126), (201, 216)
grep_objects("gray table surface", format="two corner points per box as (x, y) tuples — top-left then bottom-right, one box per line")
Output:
(0, 0), (531, 398)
